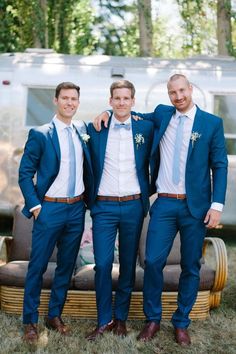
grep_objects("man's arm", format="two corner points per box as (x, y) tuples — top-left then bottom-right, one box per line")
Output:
(18, 129), (42, 213)
(204, 117), (228, 228)
(93, 110), (156, 131)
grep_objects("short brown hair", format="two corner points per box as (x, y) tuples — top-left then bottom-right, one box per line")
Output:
(55, 82), (80, 99)
(110, 80), (135, 98)
(167, 74), (190, 88)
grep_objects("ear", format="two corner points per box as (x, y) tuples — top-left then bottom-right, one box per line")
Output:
(53, 97), (58, 106)
(109, 97), (113, 107)
(132, 97), (135, 107)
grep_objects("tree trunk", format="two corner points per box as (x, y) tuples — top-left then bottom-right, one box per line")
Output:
(217, 0), (232, 56)
(137, 0), (153, 56)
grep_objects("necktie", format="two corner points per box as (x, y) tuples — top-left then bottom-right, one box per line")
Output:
(66, 126), (76, 197)
(172, 115), (186, 185)
(114, 123), (131, 130)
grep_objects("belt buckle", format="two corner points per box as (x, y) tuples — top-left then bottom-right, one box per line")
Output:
(176, 194), (180, 199)
(118, 196), (122, 202)
(66, 197), (72, 204)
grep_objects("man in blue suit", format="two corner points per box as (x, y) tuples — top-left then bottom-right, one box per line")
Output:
(86, 80), (153, 341)
(93, 74), (228, 345)
(19, 82), (93, 343)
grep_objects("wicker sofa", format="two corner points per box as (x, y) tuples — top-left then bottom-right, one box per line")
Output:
(0, 200), (228, 320)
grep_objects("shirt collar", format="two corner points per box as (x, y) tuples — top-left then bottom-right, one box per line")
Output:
(53, 115), (74, 132)
(111, 115), (131, 128)
(175, 104), (197, 121)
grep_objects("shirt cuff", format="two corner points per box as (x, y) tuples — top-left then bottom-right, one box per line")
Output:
(30, 204), (41, 212)
(210, 202), (223, 212)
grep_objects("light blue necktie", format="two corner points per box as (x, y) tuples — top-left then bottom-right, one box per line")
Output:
(114, 123), (131, 130)
(66, 126), (76, 197)
(172, 115), (186, 185)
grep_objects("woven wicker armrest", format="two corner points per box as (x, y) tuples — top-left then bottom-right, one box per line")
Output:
(0, 236), (13, 265)
(203, 237), (228, 292)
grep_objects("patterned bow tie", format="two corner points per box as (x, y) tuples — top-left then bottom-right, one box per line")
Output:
(114, 123), (131, 130)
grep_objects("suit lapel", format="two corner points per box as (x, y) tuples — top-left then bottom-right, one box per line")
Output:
(48, 122), (61, 161)
(74, 124), (92, 166)
(186, 106), (204, 161)
(99, 117), (112, 170)
(151, 109), (174, 156)
(131, 118), (142, 170)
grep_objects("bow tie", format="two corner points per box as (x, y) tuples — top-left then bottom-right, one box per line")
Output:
(114, 123), (131, 130)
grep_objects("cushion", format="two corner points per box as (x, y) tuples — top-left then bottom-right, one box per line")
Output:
(9, 205), (57, 262)
(138, 217), (181, 268)
(74, 264), (144, 291)
(0, 261), (74, 288)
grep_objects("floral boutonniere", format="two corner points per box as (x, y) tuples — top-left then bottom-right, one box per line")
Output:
(80, 133), (90, 144)
(190, 131), (201, 147)
(134, 133), (145, 149)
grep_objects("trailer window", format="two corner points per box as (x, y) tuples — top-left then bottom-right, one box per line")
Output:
(214, 94), (236, 155)
(26, 88), (55, 126)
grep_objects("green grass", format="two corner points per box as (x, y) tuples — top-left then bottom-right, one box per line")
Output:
(0, 241), (236, 354)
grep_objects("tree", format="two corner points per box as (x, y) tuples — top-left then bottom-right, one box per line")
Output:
(137, 0), (153, 56)
(217, 0), (233, 55)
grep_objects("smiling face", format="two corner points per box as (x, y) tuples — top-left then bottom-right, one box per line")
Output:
(54, 88), (80, 124)
(167, 75), (194, 113)
(109, 88), (135, 122)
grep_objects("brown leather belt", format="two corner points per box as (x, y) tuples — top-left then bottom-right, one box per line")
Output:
(96, 194), (141, 202)
(44, 194), (84, 204)
(158, 193), (186, 200)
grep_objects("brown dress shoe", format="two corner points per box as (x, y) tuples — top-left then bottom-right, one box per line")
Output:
(137, 321), (160, 342)
(45, 316), (70, 335)
(86, 321), (115, 341)
(23, 323), (38, 344)
(113, 320), (127, 337)
(175, 328), (191, 346)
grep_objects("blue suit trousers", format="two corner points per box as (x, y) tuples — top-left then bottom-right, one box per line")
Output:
(91, 199), (144, 326)
(143, 197), (206, 328)
(23, 200), (85, 324)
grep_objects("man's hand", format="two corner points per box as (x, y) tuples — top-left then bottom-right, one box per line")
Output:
(33, 207), (41, 220)
(204, 208), (222, 229)
(93, 111), (110, 131)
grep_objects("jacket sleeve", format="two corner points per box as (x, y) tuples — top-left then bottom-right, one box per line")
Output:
(18, 129), (42, 211)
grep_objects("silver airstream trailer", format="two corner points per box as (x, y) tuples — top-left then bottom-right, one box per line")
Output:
(0, 50), (235, 228)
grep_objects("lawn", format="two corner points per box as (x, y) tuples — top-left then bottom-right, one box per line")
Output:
(0, 236), (235, 354)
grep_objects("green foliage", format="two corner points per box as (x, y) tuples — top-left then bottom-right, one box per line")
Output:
(176, 0), (217, 56)
(0, 0), (236, 58)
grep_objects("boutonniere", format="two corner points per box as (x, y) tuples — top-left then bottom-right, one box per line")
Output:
(80, 133), (90, 144)
(190, 131), (201, 147)
(134, 133), (145, 149)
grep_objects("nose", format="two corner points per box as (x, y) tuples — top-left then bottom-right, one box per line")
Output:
(176, 92), (183, 100)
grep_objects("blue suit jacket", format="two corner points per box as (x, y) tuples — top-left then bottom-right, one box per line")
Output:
(87, 116), (154, 216)
(19, 121), (94, 218)
(135, 104), (228, 219)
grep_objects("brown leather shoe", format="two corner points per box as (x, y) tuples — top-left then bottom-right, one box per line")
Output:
(23, 323), (38, 344)
(113, 320), (127, 337)
(86, 321), (115, 341)
(137, 321), (160, 342)
(45, 316), (70, 336)
(175, 328), (191, 346)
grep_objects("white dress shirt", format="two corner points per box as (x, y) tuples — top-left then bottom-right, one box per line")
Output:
(46, 116), (84, 197)
(98, 116), (141, 196)
(156, 105), (223, 212)
(30, 116), (85, 211)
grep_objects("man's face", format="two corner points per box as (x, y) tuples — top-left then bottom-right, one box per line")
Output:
(109, 88), (135, 122)
(167, 77), (194, 113)
(54, 88), (80, 123)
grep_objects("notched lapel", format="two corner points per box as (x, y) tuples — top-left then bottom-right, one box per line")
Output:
(131, 118), (144, 170)
(49, 122), (61, 161)
(99, 118), (112, 170)
(151, 110), (173, 156)
(187, 108), (204, 161)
